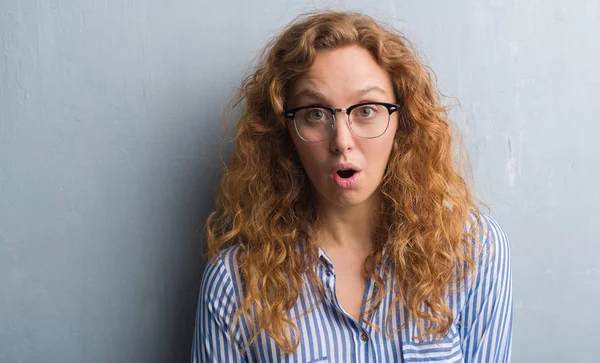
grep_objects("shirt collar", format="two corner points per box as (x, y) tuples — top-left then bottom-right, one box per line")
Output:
(316, 243), (394, 272)
(317, 246), (334, 270)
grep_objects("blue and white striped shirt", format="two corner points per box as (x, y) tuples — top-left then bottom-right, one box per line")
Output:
(192, 214), (512, 362)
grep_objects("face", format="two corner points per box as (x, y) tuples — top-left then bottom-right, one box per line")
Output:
(287, 46), (398, 210)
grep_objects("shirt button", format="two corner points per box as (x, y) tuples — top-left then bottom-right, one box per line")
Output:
(360, 333), (369, 342)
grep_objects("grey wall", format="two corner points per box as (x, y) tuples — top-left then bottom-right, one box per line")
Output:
(1, 1), (598, 362)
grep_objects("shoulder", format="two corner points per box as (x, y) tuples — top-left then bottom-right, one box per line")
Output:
(468, 212), (511, 268)
(199, 245), (244, 310)
(459, 211), (512, 303)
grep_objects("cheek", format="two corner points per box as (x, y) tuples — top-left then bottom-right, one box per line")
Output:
(288, 126), (324, 180)
(368, 135), (396, 169)
(381, 124), (398, 160)
(292, 141), (327, 176)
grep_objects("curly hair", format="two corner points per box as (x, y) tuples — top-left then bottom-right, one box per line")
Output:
(205, 10), (485, 353)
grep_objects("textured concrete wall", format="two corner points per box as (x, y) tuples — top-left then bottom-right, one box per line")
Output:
(1, 1), (598, 362)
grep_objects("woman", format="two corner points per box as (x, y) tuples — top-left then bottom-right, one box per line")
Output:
(192, 10), (512, 363)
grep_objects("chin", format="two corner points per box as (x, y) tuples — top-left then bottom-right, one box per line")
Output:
(326, 189), (375, 208)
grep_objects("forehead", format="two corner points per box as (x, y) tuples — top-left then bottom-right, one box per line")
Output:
(288, 46), (394, 106)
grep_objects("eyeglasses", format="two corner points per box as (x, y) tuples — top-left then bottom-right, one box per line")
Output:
(284, 102), (400, 142)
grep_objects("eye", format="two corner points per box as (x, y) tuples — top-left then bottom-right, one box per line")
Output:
(355, 105), (377, 118)
(304, 108), (328, 122)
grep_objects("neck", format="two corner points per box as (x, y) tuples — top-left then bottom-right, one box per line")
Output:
(315, 192), (382, 253)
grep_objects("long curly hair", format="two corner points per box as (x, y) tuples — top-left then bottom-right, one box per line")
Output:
(205, 10), (485, 352)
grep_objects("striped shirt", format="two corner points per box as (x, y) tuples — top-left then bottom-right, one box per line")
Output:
(192, 213), (512, 362)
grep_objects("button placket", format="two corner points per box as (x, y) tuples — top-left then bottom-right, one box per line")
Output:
(321, 264), (335, 301)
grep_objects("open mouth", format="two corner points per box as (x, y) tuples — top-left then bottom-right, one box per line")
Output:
(336, 169), (357, 179)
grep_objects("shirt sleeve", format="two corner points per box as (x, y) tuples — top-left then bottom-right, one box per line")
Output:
(191, 254), (247, 363)
(459, 214), (513, 362)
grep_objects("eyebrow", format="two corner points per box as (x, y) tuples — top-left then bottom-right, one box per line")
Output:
(292, 86), (387, 103)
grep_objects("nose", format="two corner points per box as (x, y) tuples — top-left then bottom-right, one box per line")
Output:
(329, 112), (355, 154)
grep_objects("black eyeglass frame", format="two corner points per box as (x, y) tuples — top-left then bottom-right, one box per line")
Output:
(284, 102), (402, 141)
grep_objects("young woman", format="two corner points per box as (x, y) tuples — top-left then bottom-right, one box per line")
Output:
(192, 10), (512, 363)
